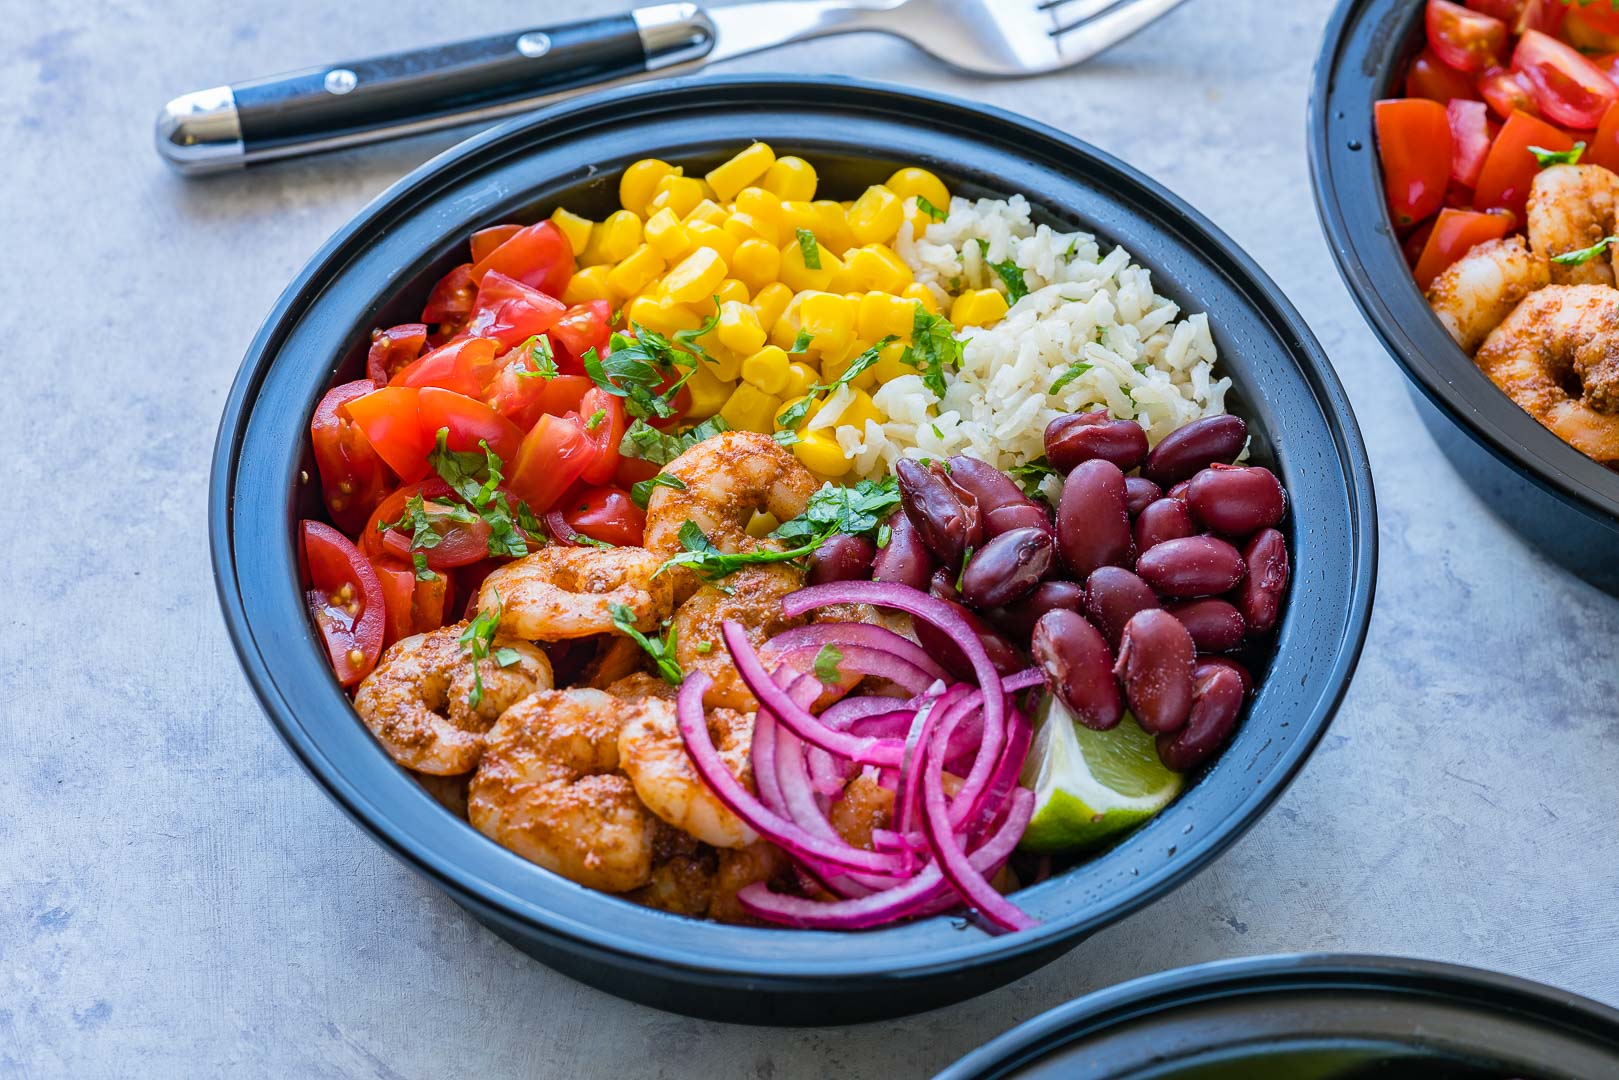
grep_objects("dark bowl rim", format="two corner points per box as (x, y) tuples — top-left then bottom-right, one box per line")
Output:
(1307, 0), (1619, 529)
(210, 73), (1377, 988)
(937, 952), (1619, 1078)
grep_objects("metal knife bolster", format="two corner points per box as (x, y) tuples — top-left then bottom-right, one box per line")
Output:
(154, 3), (715, 175)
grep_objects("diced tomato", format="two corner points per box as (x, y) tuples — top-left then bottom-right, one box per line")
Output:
(1479, 66), (1541, 119)
(422, 263), (478, 327)
(485, 344), (593, 429)
(614, 455), (660, 490)
(1474, 109), (1575, 216)
(1412, 207), (1516, 287)
(469, 220), (574, 299)
(1466, 0), (1525, 22)
(1587, 99), (1619, 171)
(576, 388), (625, 486)
(469, 224), (522, 265)
(1448, 99), (1496, 186)
(1376, 99), (1455, 225)
(302, 520), (386, 686)
(343, 385), (433, 483)
(417, 387), (525, 465)
(1404, 218), (1439, 267)
(391, 336), (501, 398)
(561, 486), (646, 547)
(1514, 0), (1566, 36)
(508, 413), (596, 512)
(1512, 29), (1619, 128)
(452, 558), (504, 619)
(1407, 48), (1484, 101)
(311, 380), (395, 534)
(1594, 52), (1619, 86)
(1427, 0), (1509, 72)
(551, 300), (613, 362)
(1564, 2), (1619, 46)
(366, 323), (428, 386)
(372, 556), (452, 645)
(363, 478), (493, 570)
(463, 270), (567, 350)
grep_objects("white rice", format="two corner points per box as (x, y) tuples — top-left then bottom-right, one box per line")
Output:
(828, 193), (1230, 495)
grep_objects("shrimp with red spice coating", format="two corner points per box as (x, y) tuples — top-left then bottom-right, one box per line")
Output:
(479, 546), (671, 641)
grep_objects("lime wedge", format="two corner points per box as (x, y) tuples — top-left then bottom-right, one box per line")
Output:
(1017, 694), (1183, 854)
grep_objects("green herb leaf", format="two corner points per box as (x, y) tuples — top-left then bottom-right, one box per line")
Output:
(428, 428), (501, 508)
(775, 337), (897, 433)
(513, 334), (558, 379)
(411, 551), (437, 582)
(771, 476), (901, 546)
(1551, 235), (1619, 265)
(876, 522), (892, 549)
(673, 307), (721, 362)
(630, 473), (687, 509)
(459, 592), (503, 709)
(619, 415), (730, 466)
(976, 239), (1029, 304)
(775, 395), (816, 432)
(694, 640), (714, 655)
(915, 195), (948, 222)
(956, 545), (974, 592)
(608, 602), (684, 685)
(1007, 457), (1059, 502)
(1048, 362), (1094, 395)
(494, 647), (521, 668)
(380, 492), (477, 553)
(584, 408), (607, 432)
(656, 520), (822, 583)
(796, 228), (822, 271)
(901, 309), (964, 400)
(772, 429), (800, 447)
(1529, 141), (1586, 167)
(813, 644), (844, 687)
(789, 329), (815, 355)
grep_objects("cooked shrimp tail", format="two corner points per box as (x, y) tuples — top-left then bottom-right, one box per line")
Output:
(1427, 235), (1551, 355)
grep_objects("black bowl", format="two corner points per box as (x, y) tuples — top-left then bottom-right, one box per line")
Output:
(937, 954), (1619, 1078)
(211, 76), (1376, 1026)
(1310, 0), (1619, 595)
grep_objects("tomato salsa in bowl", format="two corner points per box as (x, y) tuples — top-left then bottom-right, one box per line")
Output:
(212, 77), (1374, 1024)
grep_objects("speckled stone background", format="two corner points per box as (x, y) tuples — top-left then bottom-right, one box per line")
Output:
(4, 0), (1617, 1075)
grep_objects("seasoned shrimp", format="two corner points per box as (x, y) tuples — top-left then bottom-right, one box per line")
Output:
(1475, 284), (1619, 461)
(1427, 236), (1551, 354)
(354, 623), (552, 775)
(479, 546), (671, 641)
(469, 688), (655, 892)
(413, 770), (471, 820)
(829, 773), (895, 851)
(606, 671), (678, 701)
(673, 563), (806, 710)
(708, 842), (788, 925)
(617, 695), (758, 849)
(627, 826), (717, 918)
(1528, 164), (1619, 286)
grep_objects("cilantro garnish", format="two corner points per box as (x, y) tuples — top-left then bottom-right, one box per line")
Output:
(656, 520), (825, 583)
(379, 492), (478, 553)
(411, 551), (436, 582)
(789, 329), (815, 355)
(1048, 362), (1094, 395)
(900, 308), (963, 399)
(460, 593), (505, 709)
(582, 320), (712, 421)
(915, 195), (948, 222)
(813, 644), (844, 687)
(584, 408), (607, 432)
(513, 334), (557, 379)
(775, 337), (897, 432)
(1007, 457), (1059, 502)
(673, 307), (721, 362)
(772, 476), (901, 547)
(608, 602), (683, 685)
(425, 429), (534, 558)
(1529, 142), (1585, 168)
(618, 415), (730, 466)
(976, 239), (1029, 304)
(630, 473), (687, 509)
(876, 522), (892, 549)
(1552, 235), (1619, 266)
(796, 228), (822, 271)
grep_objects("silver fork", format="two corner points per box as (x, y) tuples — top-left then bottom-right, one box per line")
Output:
(157, 0), (1192, 175)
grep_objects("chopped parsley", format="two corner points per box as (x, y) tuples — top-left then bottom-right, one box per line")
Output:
(1048, 362), (1094, 395)
(976, 239), (1029, 304)
(1552, 235), (1619, 266)
(619, 415), (729, 466)
(582, 320), (714, 421)
(900, 308), (964, 399)
(672, 307), (721, 361)
(379, 492), (477, 553)
(694, 640), (714, 655)
(512, 334), (558, 379)
(609, 602), (683, 685)
(796, 228), (822, 271)
(1529, 142), (1585, 168)
(425, 430), (534, 558)
(630, 472), (687, 509)
(789, 329), (815, 355)
(772, 475), (901, 547)
(460, 594), (505, 709)
(915, 195), (948, 222)
(411, 551), (436, 582)
(776, 337), (897, 432)
(584, 408), (607, 432)
(657, 520), (825, 583)
(813, 644), (844, 687)
(1008, 457), (1059, 502)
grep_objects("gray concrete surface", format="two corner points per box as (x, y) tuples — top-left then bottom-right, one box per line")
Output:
(4, 0), (1617, 1075)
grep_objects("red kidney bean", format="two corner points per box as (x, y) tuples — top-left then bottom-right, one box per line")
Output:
(984, 500), (1054, 539)
(1082, 566), (1160, 647)
(1142, 415), (1248, 486)
(1236, 527), (1289, 634)
(1167, 598), (1246, 653)
(1136, 535), (1246, 598)
(897, 458), (982, 567)
(809, 534), (876, 585)
(1133, 497), (1196, 554)
(1114, 609), (1196, 734)
(1045, 410), (1149, 473)
(1124, 476), (1163, 517)
(1167, 479), (1192, 501)
(915, 594), (1026, 680)
(946, 455), (1028, 515)
(1186, 464), (1286, 537)
(1195, 656), (1253, 696)
(1156, 664), (1246, 771)
(1031, 609), (1122, 730)
(987, 579), (1087, 642)
(960, 527), (1055, 610)
(872, 509), (935, 591)
(1056, 459), (1132, 577)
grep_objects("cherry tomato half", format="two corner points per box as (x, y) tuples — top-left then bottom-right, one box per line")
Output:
(561, 486), (646, 547)
(469, 220), (573, 299)
(1376, 98), (1455, 225)
(342, 385), (433, 483)
(1407, 47), (1484, 102)
(1587, 99), (1619, 171)
(551, 300), (613, 364)
(366, 323), (428, 386)
(422, 263), (478, 327)
(417, 387), (524, 466)
(1479, 65), (1541, 119)
(391, 336), (501, 398)
(1412, 207), (1516, 287)
(469, 224), (522, 265)
(363, 478), (493, 570)
(302, 520), (386, 686)
(508, 413), (596, 512)
(1448, 98), (1496, 187)
(1427, 0), (1508, 73)
(463, 270), (567, 351)
(1474, 108), (1575, 217)
(311, 380), (395, 534)
(577, 387), (625, 486)
(371, 556), (452, 646)
(1464, 0), (1526, 22)
(1512, 29), (1619, 129)
(485, 349), (592, 431)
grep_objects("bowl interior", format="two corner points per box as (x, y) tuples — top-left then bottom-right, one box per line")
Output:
(215, 78), (1373, 989)
(1310, 0), (1619, 527)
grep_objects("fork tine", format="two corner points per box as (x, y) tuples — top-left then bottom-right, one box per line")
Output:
(1048, 0), (1192, 60)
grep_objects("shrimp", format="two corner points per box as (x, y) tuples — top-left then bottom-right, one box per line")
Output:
(829, 773), (895, 851)
(468, 688), (655, 892)
(354, 623), (552, 775)
(479, 546), (672, 641)
(627, 826), (717, 918)
(643, 431), (818, 599)
(617, 695), (758, 849)
(708, 842), (788, 925)
(413, 770), (470, 820)
(606, 671), (678, 701)
(672, 563), (806, 710)
(1474, 284), (1619, 461)
(1528, 164), (1619, 286)
(1427, 235), (1551, 355)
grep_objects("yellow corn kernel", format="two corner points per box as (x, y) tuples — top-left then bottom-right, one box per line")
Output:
(683, 198), (729, 226)
(811, 200), (857, 256)
(791, 429), (852, 478)
(858, 291), (919, 342)
(820, 343), (878, 392)
(723, 210), (780, 247)
(717, 278), (750, 304)
(904, 281), (941, 315)
(549, 208), (594, 257)
(662, 247), (729, 304)
(684, 362), (735, 420)
(716, 300), (767, 356)
(719, 382), (783, 434)
(860, 244), (915, 293)
(643, 207), (691, 261)
(626, 293), (703, 335)
(706, 343), (744, 382)
(885, 167), (950, 212)
(778, 200), (822, 236)
(649, 175), (706, 218)
(561, 264), (612, 305)
(797, 291), (856, 358)
(580, 209), (642, 266)
(783, 361), (818, 399)
(734, 186), (785, 227)
(779, 237), (842, 293)
(816, 385), (883, 429)
(745, 511), (780, 538)
(706, 142), (777, 202)
(731, 239), (781, 294)
(683, 221), (737, 263)
(951, 288), (1010, 328)
(870, 338), (913, 383)
(752, 281), (793, 330)
(621, 159), (681, 215)
(741, 345), (791, 395)
(847, 185), (905, 246)
(760, 156), (818, 202)
(768, 291), (808, 351)
(605, 244), (666, 300)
